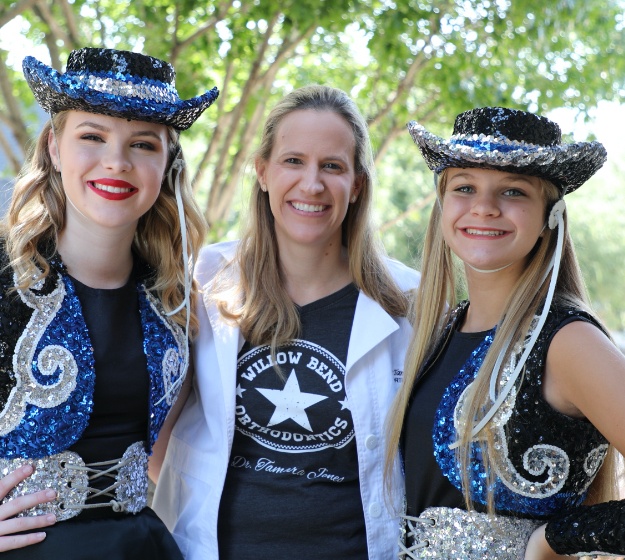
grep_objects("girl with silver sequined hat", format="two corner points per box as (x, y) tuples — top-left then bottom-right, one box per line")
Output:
(0, 47), (218, 558)
(385, 107), (625, 559)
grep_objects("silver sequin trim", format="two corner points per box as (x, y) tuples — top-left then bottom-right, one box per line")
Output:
(76, 74), (179, 103)
(144, 289), (188, 406)
(454, 318), (570, 499)
(0, 442), (148, 521)
(399, 507), (542, 559)
(0, 276), (78, 435)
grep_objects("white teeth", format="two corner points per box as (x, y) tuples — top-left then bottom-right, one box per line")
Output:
(292, 202), (325, 212)
(92, 182), (132, 194)
(465, 228), (504, 236)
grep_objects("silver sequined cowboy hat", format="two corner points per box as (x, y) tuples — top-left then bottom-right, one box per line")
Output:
(22, 47), (219, 131)
(407, 107), (607, 194)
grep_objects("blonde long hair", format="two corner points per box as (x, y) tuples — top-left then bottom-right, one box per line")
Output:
(2, 110), (206, 336)
(214, 85), (410, 349)
(385, 169), (618, 510)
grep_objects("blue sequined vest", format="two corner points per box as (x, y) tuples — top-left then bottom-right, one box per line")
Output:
(431, 301), (608, 519)
(0, 250), (187, 459)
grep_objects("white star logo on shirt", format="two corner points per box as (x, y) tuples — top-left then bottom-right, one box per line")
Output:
(256, 369), (327, 432)
(236, 384), (246, 398)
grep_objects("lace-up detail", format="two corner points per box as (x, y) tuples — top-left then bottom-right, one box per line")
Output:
(399, 514), (435, 558)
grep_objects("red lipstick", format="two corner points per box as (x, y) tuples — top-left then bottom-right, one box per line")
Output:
(88, 178), (137, 201)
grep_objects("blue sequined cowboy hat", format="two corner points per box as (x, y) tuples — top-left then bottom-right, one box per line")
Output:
(22, 47), (219, 131)
(407, 107), (606, 194)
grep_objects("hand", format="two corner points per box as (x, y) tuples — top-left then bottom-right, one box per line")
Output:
(0, 464), (57, 552)
(524, 524), (568, 560)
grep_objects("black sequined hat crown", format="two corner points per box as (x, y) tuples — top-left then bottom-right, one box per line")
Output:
(407, 107), (607, 194)
(22, 47), (219, 131)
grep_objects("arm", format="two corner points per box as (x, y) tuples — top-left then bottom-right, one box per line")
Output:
(0, 464), (57, 552)
(525, 320), (625, 558)
(148, 363), (194, 483)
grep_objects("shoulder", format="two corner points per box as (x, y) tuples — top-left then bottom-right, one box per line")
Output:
(382, 256), (421, 291)
(195, 240), (239, 286)
(549, 318), (613, 361)
(544, 303), (608, 373)
(543, 305), (620, 418)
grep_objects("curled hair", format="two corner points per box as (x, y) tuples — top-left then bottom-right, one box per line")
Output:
(385, 169), (618, 508)
(2, 111), (206, 337)
(214, 84), (410, 350)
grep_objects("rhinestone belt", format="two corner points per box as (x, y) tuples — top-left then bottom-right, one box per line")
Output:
(399, 507), (542, 559)
(0, 441), (148, 521)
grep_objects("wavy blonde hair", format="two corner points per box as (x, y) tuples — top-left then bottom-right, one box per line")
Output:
(1, 110), (206, 337)
(214, 85), (410, 349)
(385, 169), (618, 510)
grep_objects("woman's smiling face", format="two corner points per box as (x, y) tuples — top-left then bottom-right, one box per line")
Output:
(255, 109), (360, 252)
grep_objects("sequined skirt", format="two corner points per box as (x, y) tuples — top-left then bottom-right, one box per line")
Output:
(399, 507), (542, 559)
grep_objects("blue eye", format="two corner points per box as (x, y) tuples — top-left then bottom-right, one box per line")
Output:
(504, 188), (525, 197)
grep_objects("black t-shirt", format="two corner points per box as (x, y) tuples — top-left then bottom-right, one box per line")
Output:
(402, 328), (489, 516)
(218, 283), (368, 559)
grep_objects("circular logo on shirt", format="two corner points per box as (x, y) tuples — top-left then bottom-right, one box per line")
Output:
(234, 340), (354, 453)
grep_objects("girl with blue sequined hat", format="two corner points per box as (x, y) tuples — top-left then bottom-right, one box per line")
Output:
(0, 47), (218, 559)
(385, 107), (625, 559)
(22, 47), (219, 130)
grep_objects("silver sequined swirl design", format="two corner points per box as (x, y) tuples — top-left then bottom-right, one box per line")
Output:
(453, 318), (570, 500)
(0, 277), (77, 435)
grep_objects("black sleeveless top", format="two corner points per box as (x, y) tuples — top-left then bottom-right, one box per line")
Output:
(69, 273), (149, 463)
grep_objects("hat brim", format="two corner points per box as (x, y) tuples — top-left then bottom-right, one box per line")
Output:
(23, 57), (218, 131)
(407, 121), (607, 194)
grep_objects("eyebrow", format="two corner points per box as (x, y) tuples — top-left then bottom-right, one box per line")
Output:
(75, 121), (163, 140)
(450, 171), (536, 186)
(279, 150), (349, 163)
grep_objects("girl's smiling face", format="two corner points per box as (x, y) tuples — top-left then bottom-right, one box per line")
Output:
(49, 110), (169, 234)
(442, 167), (547, 278)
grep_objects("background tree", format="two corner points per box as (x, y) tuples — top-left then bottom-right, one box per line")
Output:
(1, 0), (625, 331)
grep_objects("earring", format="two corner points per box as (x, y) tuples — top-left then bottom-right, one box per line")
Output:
(350, 194), (357, 203)
(260, 182), (267, 192)
(53, 164), (58, 172)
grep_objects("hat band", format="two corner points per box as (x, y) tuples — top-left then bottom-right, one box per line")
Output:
(71, 73), (179, 103)
(449, 135), (541, 154)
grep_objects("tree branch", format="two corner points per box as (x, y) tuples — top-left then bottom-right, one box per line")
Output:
(171, 0), (237, 61)
(58, 0), (80, 47)
(192, 59), (235, 193)
(0, 0), (39, 29)
(0, 51), (29, 152)
(379, 191), (436, 233)
(34, 0), (73, 52)
(369, 50), (429, 128)
(0, 126), (22, 175)
(205, 12), (281, 223)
